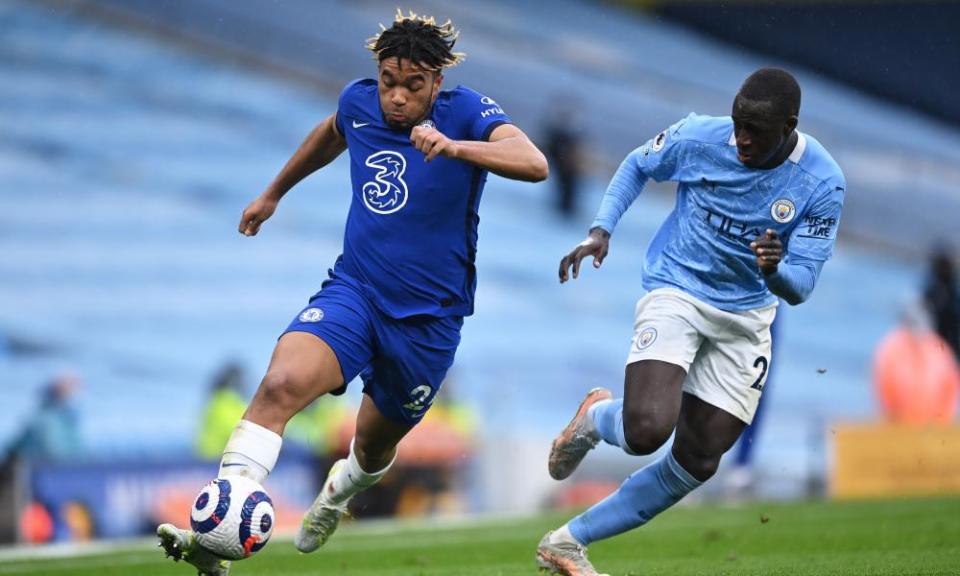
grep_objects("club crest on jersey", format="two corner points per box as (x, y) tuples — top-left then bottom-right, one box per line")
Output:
(771, 198), (796, 223)
(635, 327), (658, 350)
(651, 130), (668, 152)
(299, 308), (323, 322)
(362, 151), (409, 214)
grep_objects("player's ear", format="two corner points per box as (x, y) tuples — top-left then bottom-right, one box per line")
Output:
(784, 115), (798, 133)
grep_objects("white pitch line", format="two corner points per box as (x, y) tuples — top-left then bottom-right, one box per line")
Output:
(0, 554), (157, 574)
(0, 537), (155, 563)
(0, 511), (543, 566)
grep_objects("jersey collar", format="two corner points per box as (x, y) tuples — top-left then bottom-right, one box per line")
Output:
(727, 130), (807, 165)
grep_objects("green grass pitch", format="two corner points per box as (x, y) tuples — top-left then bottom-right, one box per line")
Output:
(2, 497), (958, 576)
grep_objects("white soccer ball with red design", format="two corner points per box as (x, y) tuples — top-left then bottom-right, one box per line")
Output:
(190, 475), (274, 560)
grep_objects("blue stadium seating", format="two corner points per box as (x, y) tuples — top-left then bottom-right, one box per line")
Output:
(0, 1), (942, 493)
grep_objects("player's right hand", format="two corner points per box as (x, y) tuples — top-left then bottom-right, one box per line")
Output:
(559, 228), (610, 283)
(410, 123), (459, 162)
(238, 194), (279, 237)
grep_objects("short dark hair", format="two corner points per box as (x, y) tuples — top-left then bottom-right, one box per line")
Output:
(738, 67), (801, 117)
(367, 10), (464, 71)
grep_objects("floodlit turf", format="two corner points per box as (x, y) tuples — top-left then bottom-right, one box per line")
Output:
(2, 497), (958, 576)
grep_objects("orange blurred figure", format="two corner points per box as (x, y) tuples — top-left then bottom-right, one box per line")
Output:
(874, 303), (960, 424)
(20, 502), (54, 544)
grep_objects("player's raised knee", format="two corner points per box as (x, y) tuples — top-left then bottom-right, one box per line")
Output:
(258, 370), (312, 412)
(673, 448), (721, 482)
(622, 416), (672, 455)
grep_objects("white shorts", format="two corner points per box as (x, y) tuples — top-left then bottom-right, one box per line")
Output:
(626, 287), (777, 424)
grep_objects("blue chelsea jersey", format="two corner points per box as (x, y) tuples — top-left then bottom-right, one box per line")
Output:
(331, 79), (510, 319)
(638, 114), (846, 311)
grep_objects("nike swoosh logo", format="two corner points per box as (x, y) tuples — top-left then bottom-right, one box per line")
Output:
(352, 120), (369, 128)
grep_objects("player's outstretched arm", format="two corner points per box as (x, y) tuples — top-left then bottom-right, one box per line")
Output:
(239, 113), (347, 236)
(410, 123), (547, 182)
(557, 149), (649, 283)
(559, 227), (610, 283)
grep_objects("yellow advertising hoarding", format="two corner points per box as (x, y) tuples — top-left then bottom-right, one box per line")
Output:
(831, 423), (960, 499)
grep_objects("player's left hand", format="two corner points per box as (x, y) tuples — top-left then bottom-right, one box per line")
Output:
(411, 124), (459, 162)
(750, 229), (782, 275)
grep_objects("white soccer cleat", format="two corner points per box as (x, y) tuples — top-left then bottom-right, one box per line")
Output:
(548, 387), (613, 480)
(294, 459), (349, 553)
(536, 531), (609, 576)
(157, 523), (231, 576)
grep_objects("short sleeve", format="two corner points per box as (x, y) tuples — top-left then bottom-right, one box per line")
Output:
(455, 87), (512, 141)
(335, 79), (366, 135)
(634, 117), (691, 183)
(788, 179), (845, 261)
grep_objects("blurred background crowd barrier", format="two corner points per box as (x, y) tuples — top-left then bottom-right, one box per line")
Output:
(2, 0), (958, 544)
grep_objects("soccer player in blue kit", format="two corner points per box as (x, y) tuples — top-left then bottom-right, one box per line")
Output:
(157, 11), (546, 575)
(536, 68), (845, 576)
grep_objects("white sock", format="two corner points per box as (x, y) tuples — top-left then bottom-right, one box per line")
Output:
(549, 524), (583, 546)
(218, 419), (282, 484)
(322, 438), (395, 507)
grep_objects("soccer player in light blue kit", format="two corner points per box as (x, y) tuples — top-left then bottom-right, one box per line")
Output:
(157, 11), (547, 575)
(537, 68), (845, 576)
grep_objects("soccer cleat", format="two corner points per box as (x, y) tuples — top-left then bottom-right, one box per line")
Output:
(294, 459), (349, 553)
(536, 531), (609, 576)
(548, 387), (613, 480)
(157, 523), (231, 576)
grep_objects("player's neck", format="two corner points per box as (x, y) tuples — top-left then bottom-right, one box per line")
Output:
(756, 131), (798, 170)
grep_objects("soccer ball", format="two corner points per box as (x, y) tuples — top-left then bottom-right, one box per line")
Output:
(190, 475), (275, 560)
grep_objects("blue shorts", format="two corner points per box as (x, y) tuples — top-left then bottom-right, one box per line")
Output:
(283, 277), (463, 426)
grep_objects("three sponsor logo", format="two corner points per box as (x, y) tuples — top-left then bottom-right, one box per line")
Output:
(356, 94), (505, 215)
(362, 151), (409, 214)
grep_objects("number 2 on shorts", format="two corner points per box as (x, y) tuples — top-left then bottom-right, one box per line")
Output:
(750, 356), (768, 391)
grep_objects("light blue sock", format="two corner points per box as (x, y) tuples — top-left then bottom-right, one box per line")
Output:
(590, 398), (634, 454)
(568, 450), (702, 545)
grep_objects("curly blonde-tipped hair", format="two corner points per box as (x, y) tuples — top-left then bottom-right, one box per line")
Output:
(366, 9), (465, 70)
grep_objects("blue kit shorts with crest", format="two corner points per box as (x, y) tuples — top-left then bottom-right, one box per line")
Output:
(283, 276), (462, 426)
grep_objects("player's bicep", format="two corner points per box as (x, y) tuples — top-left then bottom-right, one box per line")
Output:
(331, 112), (344, 141)
(486, 123), (523, 142)
(323, 112), (347, 153)
(787, 185), (844, 261)
(305, 113), (347, 165)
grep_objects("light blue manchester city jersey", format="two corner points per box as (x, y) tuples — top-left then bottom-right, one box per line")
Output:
(627, 114), (845, 311)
